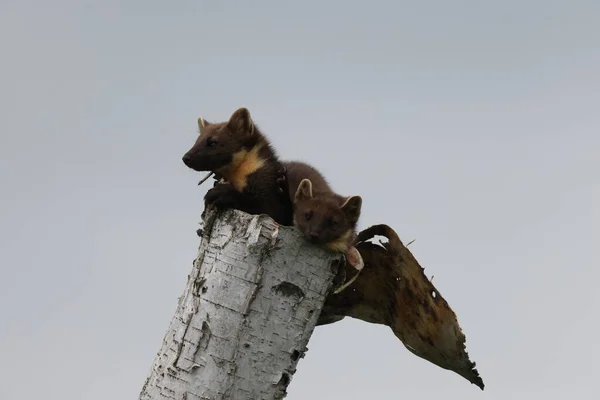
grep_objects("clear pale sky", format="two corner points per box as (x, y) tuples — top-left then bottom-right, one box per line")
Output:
(1, 1), (598, 399)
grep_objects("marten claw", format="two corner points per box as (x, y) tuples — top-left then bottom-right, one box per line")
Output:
(275, 165), (288, 194)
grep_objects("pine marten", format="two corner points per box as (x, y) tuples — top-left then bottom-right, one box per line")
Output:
(182, 107), (293, 226)
(282, 161), (362, 253)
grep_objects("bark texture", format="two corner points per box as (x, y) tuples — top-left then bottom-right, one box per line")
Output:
(140, 208), (340, 400)
(319, 224), (485, 390)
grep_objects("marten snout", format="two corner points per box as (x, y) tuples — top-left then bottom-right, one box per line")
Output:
(182, 151), (202, 170)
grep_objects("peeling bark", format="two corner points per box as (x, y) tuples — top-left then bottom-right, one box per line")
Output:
(319, 224), (485, 390)
(140, 208), (340, 400)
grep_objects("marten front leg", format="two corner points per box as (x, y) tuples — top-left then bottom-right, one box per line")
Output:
(204, 183), (244, 210)
(204, 182), (261, 217)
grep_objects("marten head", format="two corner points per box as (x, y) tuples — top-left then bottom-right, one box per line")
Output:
(182, 107), (264, 183)
(293, 179), (362, 252)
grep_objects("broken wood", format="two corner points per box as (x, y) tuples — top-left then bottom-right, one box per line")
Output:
(319, 224), (485, 390)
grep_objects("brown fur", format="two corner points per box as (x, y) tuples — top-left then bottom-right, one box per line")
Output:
(282, 160), (362, 253)
(182, 108), (293, 226)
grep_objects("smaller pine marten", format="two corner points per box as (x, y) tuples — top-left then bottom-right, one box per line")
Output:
(182, 107), (293, 226)
(283, 161), (362, 253)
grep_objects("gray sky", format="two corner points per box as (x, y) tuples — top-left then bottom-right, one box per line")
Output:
(1, 1), (598, 398)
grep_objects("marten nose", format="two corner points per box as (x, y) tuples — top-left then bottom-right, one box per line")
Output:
(182, 154), (192, 165)
(309, 232), (320, 241)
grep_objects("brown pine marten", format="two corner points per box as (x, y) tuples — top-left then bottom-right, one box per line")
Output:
(182, 107), (293, 226)
(283, 161), (362, 253)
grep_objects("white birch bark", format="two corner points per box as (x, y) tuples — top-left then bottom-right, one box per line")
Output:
(140, 208), (340, 400)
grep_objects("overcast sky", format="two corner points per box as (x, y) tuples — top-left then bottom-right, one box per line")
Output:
(1, 1), (599, 399)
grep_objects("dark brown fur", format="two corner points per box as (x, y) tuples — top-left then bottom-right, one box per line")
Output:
(283, 160), (362, 253)
(182, 108), (293, 226)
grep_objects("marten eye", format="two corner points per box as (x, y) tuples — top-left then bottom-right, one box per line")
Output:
(304, 211), (313, 221)
(328, 218), (338, 227)
(206, 137), (218, 148)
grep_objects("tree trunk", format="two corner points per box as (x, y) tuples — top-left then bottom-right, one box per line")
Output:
(140, 208), (341, 400)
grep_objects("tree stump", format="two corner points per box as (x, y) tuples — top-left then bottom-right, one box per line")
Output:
(140, 208), (341, 400)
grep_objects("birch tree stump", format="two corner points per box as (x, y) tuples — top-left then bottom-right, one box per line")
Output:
(140, 208), (341, 400)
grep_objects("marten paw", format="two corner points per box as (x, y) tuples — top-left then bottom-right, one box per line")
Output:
(204, 184), (238, 209)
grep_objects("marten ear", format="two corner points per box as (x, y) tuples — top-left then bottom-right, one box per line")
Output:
(197, 117), (211, 135)
(227, 107), (255, 135)
(294, 179), (313, 202)
(341, 195), (362, 223)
